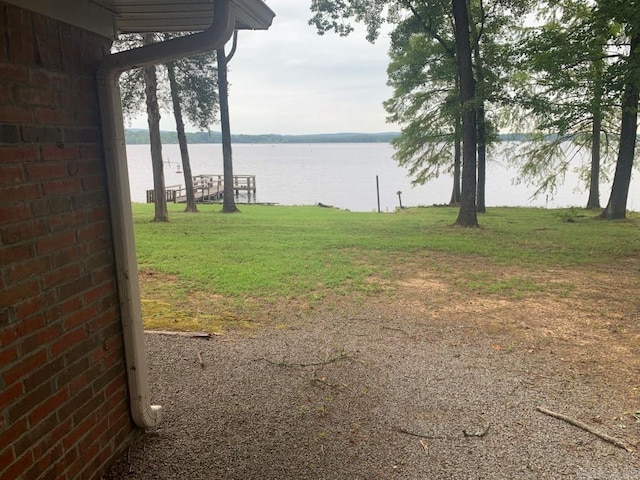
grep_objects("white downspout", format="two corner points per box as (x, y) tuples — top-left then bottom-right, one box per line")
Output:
(96, 0), (236, 428)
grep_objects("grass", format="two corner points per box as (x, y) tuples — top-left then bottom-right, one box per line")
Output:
(132, 203), (639, 331)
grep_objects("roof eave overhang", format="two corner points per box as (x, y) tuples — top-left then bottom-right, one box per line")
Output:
(4, 0), (275, 39)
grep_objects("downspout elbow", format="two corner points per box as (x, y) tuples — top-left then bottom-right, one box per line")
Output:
(96, 0), (236, 429)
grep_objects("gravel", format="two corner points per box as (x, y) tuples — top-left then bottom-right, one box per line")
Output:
(104, 304), (639, 479)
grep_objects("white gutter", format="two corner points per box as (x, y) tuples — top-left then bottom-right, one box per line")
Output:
(96, 0), (236, 428)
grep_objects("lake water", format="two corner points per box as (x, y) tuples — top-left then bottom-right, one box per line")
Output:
(126, 143), (640, 212)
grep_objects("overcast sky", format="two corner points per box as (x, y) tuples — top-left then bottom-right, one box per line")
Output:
(133, 0), (397, 135)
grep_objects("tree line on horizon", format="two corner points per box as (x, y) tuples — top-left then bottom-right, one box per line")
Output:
(124, 129), (402, 145)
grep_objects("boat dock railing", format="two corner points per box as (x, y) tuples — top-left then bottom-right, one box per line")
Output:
(145, 174), (256, 204)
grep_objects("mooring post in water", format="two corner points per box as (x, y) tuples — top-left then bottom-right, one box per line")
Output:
(397, 191), (403, 209)
(376, 175), (381, 213)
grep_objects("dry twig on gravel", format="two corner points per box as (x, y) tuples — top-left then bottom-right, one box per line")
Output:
(536, 406), (634, 452)
(256, 352), (351, 368)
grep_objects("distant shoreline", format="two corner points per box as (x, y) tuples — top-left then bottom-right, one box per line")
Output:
(125, 129), (400, 145)
(125, 130), (536, 145)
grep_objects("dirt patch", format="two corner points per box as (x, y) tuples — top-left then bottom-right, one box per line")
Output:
(105, 258), (640, 479)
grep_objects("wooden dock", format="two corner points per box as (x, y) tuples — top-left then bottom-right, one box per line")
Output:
(146, 174), (256, 204)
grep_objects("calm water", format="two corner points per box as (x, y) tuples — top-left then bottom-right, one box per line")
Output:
(126, 143), (639, 212)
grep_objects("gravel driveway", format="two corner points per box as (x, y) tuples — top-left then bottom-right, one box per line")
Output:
(104, 299), (639, 479)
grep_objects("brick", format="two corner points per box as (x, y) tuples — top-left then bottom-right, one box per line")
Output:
(77, 221), (107, 243)
(0, 145), (39, 163)
(0, 343), (18, 366)
(16, 86), (58, 107)
(85, 280), (116, 306)
(25, 161), (68, 180)
(0, 203), (30, 224)
(51, 327), (87, 358)
(87, 206), (108, 223)
(36, 230), (76, 255)
(58, 273), (93, 301)
(20, 126), (63, 144)
(56, 356), (90, 391)
(0, 104), (34, 123)
(0, 62), (28, 83)
(34, 106), (74, 125)
(20, 324), (61, 356)
(78, 146), (103, 163)
(0, 416), (28, 448)
(0, 313), (45, 346)
(6, 255), (51, 284)
(72, 190), (107, 210)
(60, 394), (95, 443)
(0, 446), (15, 475)
(1, 219), (46, 244)
(65, 127), (100, 144)
(28, 387), (67, 425)
(15, 291), (55, 320)
(41, 145), (78, 162)
(0, 183), (40, 202)
(0, 380), (23, 411)
(5, 6), (35, 65)
(62, 334), (99, 366)
(41, 176), (82, 196)
(51, 244), (84, 268)
(42, 263), (82, 291)
(73, 392), (107, 423)
(81, 174), (106, 192)
(12, 410), (57, 456)
(2, 348), (47, 386)
(59, 23), (82, 74)
(29, 69), (72, 92)
(0, 279), (41, 309)
(1, 451), (34, 480)
(44, 294), (83, 323)
(30, 196), (72, 216)
(32, 13), (61, 70)
(0, 243), (32, 264)
(48, 211), (86, 232)
(62, 304), (97, 331)
(0, 124), (18, 144)
(8, 382), (53, 428)
(0, 164), (24, 184)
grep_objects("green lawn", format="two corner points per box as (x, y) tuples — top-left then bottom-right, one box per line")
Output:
(133, 203), (639, 297)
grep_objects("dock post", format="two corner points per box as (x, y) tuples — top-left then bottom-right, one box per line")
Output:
(376, 175), (381, 213)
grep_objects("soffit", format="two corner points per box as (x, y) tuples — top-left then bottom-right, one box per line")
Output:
(5, 0), (275, 38)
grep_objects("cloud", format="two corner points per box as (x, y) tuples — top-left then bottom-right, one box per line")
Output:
(131, 0), (398, 135)
(225, 0), (397, 134)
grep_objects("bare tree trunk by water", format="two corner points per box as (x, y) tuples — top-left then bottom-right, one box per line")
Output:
(143, 34), (168, 222)
(450, 117), (461, 205)
(587, 70), (603, 210)
(166, 61), (198, 213)
(218, 32), (239, 214)
(452, 0), (478, 227)
(601, 34), (640, 220)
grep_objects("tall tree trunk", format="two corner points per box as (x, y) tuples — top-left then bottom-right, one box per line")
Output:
(476, 100), (486, 213)
(587, 102), (602, 209)
(601, 35), (640, 220)
(166, 61), (198, 213)
(587, 62), (603, 210)
(217, 45), (239, 213)
(143, 34), (168, 222)
(450, 113), (461, 205)
(452, 0), (478, 227)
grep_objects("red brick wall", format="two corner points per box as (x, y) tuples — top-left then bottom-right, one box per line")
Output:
(0, 5), (137, 480)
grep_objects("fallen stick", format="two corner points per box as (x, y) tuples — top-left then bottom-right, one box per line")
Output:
(536, 406), (634, 452)
(196, 351), (205, 368)
(258, 352), (350, 368)
(395, 427), (445, 440)
(144, 330), (218, 338)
